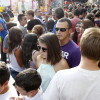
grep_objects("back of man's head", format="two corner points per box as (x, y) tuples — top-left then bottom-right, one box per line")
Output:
(74, 9), (80, 16)
(80, 28), (100, 61)
(0, 62), (10, 86)
(26, 10), (34, 17)
(55, 7), (64, 19)
(80, 8), (87, 15)
(15, 68), (42, 92)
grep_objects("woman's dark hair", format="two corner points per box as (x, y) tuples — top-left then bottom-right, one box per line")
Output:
(72, 21), (81, 44)
(8, 27), (22, 54)
(38, 33), (62, 65)
(21, 33), (38, 68)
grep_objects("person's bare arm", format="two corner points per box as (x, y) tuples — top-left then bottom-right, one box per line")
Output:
(0, 24), (4, 31)
(55, 58), (69, 72)
(14, 48), (24, 67)
(36, 55), (42, 69)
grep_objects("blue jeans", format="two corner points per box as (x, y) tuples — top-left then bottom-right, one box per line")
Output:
(9, 67), (19, 79)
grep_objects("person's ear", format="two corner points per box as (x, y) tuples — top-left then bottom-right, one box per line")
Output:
(69, 28), (72, 34)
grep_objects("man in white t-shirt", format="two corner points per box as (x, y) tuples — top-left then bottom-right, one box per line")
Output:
(44, 27), (100, 100)
(10, 68), (44, 100)
(0, 62), (18, 100)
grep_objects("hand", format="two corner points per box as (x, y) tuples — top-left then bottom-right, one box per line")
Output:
(9, 96), (24, 100)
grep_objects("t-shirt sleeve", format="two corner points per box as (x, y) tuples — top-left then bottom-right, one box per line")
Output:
(44, 72), (59, 100)
(3, 35), (8, 48)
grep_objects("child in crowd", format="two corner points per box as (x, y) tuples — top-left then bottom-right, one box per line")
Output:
(10, 68), (43, 100)
(0, 62), (18, 100)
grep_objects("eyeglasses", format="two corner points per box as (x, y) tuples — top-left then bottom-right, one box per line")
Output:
(55, 28), (69, 32)
(37, 46), (47, 52)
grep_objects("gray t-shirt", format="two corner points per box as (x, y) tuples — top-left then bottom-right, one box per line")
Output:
(18, 25), (27, 37)
(3, 34), (8, 49)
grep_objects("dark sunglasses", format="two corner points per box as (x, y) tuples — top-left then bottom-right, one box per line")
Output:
(55, 28), (69, 32)
(38, 46), (47, 52)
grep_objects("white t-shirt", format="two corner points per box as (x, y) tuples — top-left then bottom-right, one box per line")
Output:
(44, 67), (100, 100)
(24, 89), (44, 100)
(0, 85), (18, 100)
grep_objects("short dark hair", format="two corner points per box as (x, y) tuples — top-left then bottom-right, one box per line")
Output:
(81, 19), (94, 30)
(38, 33), (62, 65)
(80, 28), (100, 61)
(55, 7), (64, 19)
(6, 22), (17, 30)
(74, 9), (80, 16)
(15, 68), (42, 92)
(46, 19), (55, 32)
(18, 14), (25, 22)
(32, 25), (44, 37)
(0, 62), (10, 85)
(26, 10), (34, 17)
(80, 8), (87, 15)
(27, 19), (42, 31)
(58, 17), (72, 29)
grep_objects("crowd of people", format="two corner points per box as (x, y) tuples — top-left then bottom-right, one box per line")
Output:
(0, 2), (100, 100)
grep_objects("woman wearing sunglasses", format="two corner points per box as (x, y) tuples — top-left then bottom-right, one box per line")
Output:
(36, 33), (69, 92)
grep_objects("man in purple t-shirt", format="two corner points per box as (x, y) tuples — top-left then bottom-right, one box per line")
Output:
(55, 17), (81, 68)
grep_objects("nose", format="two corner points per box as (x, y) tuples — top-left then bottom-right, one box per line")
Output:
(39, 48), (43, 53)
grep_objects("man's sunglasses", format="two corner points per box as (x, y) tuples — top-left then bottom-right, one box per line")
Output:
(55, 28), (69, 32)
(38, 46), (47, 52)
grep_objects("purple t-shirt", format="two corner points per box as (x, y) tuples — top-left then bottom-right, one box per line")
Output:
(61, 39), (81, 68)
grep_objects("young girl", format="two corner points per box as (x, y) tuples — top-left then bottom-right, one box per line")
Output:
(8, 27), (24, 79)
(36, 33), (69, 92)
(70, 21), (81, 45)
